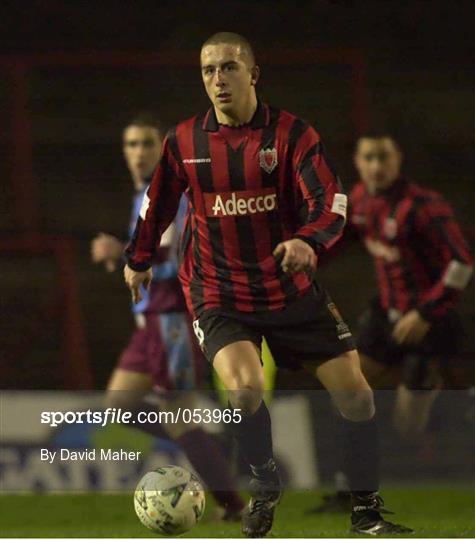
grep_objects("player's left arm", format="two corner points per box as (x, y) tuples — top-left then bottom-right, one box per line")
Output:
(393, 197), (473, 345)
(416, 197), (473, 320)
(273, 124), (347, 273)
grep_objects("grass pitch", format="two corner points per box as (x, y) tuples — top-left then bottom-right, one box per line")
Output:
(1, 485), (474, 537)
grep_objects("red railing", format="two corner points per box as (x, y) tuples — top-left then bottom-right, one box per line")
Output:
(0, 235), (92, 389)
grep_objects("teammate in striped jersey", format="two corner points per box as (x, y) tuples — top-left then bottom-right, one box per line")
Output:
(312, 133), (473, 515)
(92, 113), (244, 520)
(351, 133), (473, 435)
(124, 33), (411, 536)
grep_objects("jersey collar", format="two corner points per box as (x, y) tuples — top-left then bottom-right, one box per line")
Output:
(201, 100), (270, 132)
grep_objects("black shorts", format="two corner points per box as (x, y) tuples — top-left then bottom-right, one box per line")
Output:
(357, 298), (467, 367)
(192, 283), (356, 368)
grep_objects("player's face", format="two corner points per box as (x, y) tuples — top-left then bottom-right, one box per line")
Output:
(200, 43), (258, 117)
(354, 138), (402, 194)
(123, 126), (162, 183)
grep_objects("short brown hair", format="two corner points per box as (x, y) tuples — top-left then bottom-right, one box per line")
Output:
(125, 112), (163, 136)
(356, 131), (401, 152)
(201, 32), (256, 67)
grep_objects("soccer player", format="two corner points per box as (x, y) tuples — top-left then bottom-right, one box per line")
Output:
(123, 33), (411, 536)
(351, 133), (473, 435)
(91, 113), (244, 520)
(312, 132), (473, 514)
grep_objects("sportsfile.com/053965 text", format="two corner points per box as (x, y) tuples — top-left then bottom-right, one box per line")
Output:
(40, 408), (242, 428)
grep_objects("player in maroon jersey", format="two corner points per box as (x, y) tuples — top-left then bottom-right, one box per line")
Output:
(91, 113), (244, 520)
(123, 33), (411, 536)
(351, 133), (473, 434)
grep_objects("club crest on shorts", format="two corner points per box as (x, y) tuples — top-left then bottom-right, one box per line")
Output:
(327, 302), (344, 324)
(259, 147), (278, 173)
(327, 302), (352, 340)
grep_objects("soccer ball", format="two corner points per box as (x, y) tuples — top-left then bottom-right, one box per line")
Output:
(134, 465), (206, 536)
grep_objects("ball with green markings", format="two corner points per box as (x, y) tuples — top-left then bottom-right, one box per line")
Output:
(134, 466), (206, 535)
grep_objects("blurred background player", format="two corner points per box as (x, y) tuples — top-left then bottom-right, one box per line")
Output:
(313, 132), (473, 512)
(351, 132), (473, 435)
(91, 112), (244, 519)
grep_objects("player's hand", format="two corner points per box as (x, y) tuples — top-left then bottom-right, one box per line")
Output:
(91, 233), (124, 272)
(392, 309), (431, 346)
(124, 265), (153, 304)
(273, 238), (317, 273)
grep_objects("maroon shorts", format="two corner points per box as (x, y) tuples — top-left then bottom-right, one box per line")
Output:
(118, 311), (204, 390)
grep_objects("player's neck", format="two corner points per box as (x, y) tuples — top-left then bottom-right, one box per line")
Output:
(214, 95), (257, 127)
(373, 175), (405, 196)
(132, 176), (148, 191)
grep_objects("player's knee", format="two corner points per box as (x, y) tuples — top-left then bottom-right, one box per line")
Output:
(353, 389), (375, 421)
(393, 415), (423, 439)
(221, 366), (265, 414)
(104, 385), (147, 410)
(104, 390), (134, 410)
(336, 387), (375, 422)
(393, 385), (440, 439)
(229, 387), (263, 415)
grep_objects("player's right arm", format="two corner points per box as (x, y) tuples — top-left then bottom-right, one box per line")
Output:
(124, 130), (186, 301)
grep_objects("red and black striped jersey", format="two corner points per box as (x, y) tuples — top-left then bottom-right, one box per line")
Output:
(350, 178), (473, 320)
(125, 101), (347, 317)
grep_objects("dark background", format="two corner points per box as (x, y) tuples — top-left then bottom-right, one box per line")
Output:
(1, 0), (474, 389)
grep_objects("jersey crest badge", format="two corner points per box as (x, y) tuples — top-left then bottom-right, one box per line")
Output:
(259, 147), (278, 173)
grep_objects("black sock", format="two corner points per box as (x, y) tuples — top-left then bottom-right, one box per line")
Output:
(333, 410), (350, 493)
(230, 401), (274, 475)
(341, 415), (380, 495)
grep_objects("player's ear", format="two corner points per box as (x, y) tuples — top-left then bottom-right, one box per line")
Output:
(250, 64), (260, 86)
